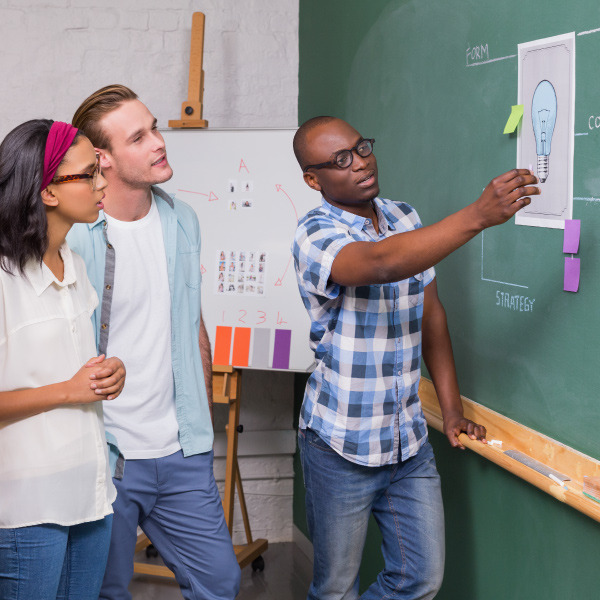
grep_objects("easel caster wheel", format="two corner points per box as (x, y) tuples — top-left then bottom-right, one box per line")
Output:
(251, 555), (265, 572)
(146, 544), (159, 558)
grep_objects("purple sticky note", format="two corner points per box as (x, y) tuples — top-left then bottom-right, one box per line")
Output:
(272, 329), (292, 370)
(563, 219), (581, 254)
(564, 257), (580, 292)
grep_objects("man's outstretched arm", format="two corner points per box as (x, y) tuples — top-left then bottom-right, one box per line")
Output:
(331, 169), (539, 287)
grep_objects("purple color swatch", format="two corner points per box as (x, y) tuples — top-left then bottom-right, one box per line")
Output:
(272, 329), (292, 369)
(563, 219), (581, 254)
(564, 257), (580, 293)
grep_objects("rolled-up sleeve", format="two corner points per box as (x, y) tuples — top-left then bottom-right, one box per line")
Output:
(293, 214), (355, 299)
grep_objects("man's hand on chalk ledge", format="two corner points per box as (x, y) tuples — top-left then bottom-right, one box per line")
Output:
(443, 413), (487, 450)
(470, 169), (540, 229)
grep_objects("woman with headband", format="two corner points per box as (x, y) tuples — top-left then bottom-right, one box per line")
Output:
(0, 120), (126, 599)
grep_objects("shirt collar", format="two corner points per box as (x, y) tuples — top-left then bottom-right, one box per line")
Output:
(320, 196), (397, 233)
(24, 242), (77, 296)
(87, 185), (175, 230)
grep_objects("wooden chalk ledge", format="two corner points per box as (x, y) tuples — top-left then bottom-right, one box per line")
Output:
(419, 378), (600, 523)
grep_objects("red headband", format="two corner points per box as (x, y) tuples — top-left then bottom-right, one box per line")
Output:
(41, 122), (79, 191)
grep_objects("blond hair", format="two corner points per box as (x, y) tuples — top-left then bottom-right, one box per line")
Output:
(72, 84), (138, 151)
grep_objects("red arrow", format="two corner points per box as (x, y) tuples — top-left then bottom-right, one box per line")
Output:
(177, 189), (219, 202)
(274, 255), (293, 286)
(201, 264), (206, 274)
(273, 185), (299, 286)
(276, 184), (298, 222)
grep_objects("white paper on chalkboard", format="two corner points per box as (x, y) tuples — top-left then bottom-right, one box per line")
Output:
(516, 32), (575, 229)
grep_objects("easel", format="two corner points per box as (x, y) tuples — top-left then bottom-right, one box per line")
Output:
(133, 365), (268, 578)
(213, 365), (269, 570)
(168, 11), (209, 129)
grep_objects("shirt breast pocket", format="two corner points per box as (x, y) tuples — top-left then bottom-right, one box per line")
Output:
(178, 250), (202, 289)
(408, 272), (424, 308)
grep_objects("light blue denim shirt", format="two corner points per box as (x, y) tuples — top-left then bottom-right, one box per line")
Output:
(67, 187), (213, 475)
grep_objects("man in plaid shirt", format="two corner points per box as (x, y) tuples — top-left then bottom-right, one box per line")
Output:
(292, 116), (539, 600)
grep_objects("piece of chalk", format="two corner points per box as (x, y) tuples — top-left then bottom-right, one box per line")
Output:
(549, 473), (567, 488)
(488, 439), (503, 447)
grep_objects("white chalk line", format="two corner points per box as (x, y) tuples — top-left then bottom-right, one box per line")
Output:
(481, 231), (529, 289)
(578, 27), (600, 36)
(466, 54), (517, 67)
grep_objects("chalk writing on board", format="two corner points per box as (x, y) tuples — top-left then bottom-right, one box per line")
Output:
(495, 291), (535, 312)
(588, 115), (600, 131)
(466, 43), (489, 66)
(481, 231), (528, 289)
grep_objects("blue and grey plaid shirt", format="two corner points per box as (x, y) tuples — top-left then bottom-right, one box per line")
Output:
(293, 197), (435, 467)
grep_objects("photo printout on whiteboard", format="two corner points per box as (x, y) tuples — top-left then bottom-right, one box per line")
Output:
(516, 32), (575, 229)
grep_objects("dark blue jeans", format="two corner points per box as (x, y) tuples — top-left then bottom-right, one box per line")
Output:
(299, 429), (445, 600)
(0, 515), (112, 600)
(100, 449), (240, 600)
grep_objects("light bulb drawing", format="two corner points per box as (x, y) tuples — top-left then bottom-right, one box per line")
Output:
(531, 79), (557, 183)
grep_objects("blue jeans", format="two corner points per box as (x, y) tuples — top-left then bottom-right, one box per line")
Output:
(298, 429), (445, 600)
(100, 449), (240, 600)
(0, 515), (112, 600)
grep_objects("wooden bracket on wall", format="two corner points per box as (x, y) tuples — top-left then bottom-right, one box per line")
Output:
(420, 378), (600, 522)
(168, 12), (209, 129)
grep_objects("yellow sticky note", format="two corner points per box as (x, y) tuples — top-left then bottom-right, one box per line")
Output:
(503, 104), (524, 134)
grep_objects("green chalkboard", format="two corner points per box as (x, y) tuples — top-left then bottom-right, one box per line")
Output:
(299, 0), (600, 460)
(296, 1), (600, 597)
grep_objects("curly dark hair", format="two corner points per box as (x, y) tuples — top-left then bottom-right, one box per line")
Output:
(0, 119), (79, 275)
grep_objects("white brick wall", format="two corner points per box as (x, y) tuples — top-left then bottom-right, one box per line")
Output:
(213, 370), (297, 544)
(0, 0), (300, 543)
(0, 0), (299, 138)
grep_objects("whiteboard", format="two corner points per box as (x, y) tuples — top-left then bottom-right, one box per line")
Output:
(160, 128), (320, 372)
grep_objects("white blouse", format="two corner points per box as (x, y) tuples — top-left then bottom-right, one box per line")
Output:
(0, 243), (116, 528)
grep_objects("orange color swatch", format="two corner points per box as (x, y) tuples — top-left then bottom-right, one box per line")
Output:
(232, 327), (251, 367)
(213, 326), (233, 365)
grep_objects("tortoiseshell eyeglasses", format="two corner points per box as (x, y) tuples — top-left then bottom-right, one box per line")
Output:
(52, 157), (102, 190)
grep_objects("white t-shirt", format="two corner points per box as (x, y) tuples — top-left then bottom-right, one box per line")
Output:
(0, 244), (116, 528)
(103, 200), (180, 459)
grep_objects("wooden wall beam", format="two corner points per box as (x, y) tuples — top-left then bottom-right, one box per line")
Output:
(420, 378), (600, 522)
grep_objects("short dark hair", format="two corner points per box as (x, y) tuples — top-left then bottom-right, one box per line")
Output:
(293, 115), (337, 169)
(0, 119), (80, 275)
(73, 84), (138, 151)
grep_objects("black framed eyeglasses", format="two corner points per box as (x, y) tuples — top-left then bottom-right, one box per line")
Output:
(303, 138), (375, 173)
(52, 157), (102, 190)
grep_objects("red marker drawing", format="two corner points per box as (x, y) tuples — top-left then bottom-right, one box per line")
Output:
(276, 184), (298, 222)
(177, 189), (219, 202)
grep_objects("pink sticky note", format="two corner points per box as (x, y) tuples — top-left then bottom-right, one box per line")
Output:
(564, 257), (580, 293)
(563, 219), (581, 254)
